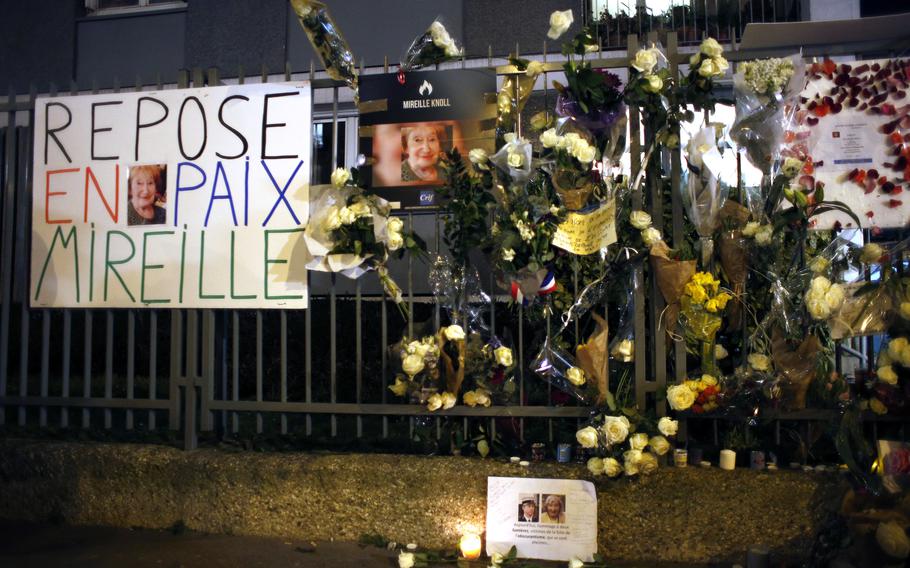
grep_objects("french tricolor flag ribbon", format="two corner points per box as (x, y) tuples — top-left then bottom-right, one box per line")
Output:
(537, 271), (557, 296)
(510, 281), (529, 306)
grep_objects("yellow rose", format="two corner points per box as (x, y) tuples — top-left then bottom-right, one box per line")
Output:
(444, 324), (465, 341)
(700, 374), (717, 386)
(603, 457), (623, 477)
(870, 397), (888, 415)
(576, 426), (599, 448)
(474, 389), (492, 407)
(705, 299), (719, 313)
(650, 435), (670, 456)
(629, 432), (649, 451)
(566, 366), (586, 386)
(901, 302), (910, 320)
(389, 377), (408, 397)
(685, 379), (700, 392)
(426, 393), (443, 412)
(586, 457), (605, 476)
(402, 354), (425, 377)
(638, 452), (659, 474)
(876, 521), (910, 559)
(667, 384), (696, 411)
(888, 337), (909, 364)
(463, 390), (478, 407)
(878, 366), (899, 386)
(684, 282), (707, 303)
(641, 227), (662, 247)
(623, 449), (643, 476)
(441, 392), (457, 410)
(714, 292), (732, 310)
(494, 346), (513, 367)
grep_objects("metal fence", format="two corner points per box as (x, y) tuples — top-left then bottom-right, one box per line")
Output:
(0, 31), (902, 453)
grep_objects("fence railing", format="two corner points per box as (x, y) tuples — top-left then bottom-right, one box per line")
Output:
(0, 31), (905, 454)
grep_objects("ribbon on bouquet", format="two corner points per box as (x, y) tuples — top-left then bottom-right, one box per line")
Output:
(510, 271), (557, 305)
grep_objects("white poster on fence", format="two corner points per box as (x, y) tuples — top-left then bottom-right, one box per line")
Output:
(485, 476), (598, 562)
(30, 82), (312, 309)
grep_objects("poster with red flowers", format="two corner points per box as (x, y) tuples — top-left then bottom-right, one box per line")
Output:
(792, 58), (909, 230)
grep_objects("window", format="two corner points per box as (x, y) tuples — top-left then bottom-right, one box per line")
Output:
(85, 0), (187, 15)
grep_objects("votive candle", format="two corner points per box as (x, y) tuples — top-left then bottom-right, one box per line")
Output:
(459, 532), (482, 560)
(720, 449), (736, 471)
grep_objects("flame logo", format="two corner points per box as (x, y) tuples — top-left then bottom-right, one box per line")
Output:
(418, 80), (433, 96)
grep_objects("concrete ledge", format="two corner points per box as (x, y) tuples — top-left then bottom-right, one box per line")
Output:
(0, 439), (841, 563)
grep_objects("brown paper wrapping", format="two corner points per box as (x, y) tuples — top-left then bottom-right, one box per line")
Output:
(649, 241), (696, 336)
(718, 231), (747, 330)
(575, 312), (610, 405)
(438, 332), (466, 396)
(771, 328), (820, 410)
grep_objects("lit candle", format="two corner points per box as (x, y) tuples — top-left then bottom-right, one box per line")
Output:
(720, 449), (736, 471)
(459, 532), (482, 560)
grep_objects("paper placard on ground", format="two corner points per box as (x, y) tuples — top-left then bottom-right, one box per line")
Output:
(485, 476), (597, 562)
(552, 200), (617, 256)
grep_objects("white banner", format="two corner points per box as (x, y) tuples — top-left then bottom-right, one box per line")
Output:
(31, 82), (312, 309)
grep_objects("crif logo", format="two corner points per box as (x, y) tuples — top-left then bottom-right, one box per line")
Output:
(418, 80), (433, 96)
(419, 191), (435, 204)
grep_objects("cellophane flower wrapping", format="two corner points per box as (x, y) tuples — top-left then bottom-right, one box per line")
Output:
(608, 268), (639, 364)
(290, 0), (359, 99)
(400, 17), (463, 72)
(682, 124), (730, 267)
(730, 54), (806, 218)
(531, 337), (593, 404)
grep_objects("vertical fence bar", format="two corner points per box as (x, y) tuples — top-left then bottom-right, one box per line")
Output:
(104, 310), (113, 429)
(61, 310), (71, 427)
(628, 35), (647, 409)
(330, 84), (339, 438)
(0, 91), (16, 427)
(668, 33), (686, 389)
(39, 311), (49, 427)
(126, 311), (135, 429)
(355, 278), (362, 438)
(83, 312), (93, 428)
(149, 311), (157, 430)
(17, 121), (31, 427)
(232, 311), (240, 434)
(281, 311), (288, 435)
(256, 310), (263, 434)
(184, 310), (198, 450)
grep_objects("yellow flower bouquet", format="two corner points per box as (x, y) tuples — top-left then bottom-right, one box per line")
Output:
(679, 271), (732, 376)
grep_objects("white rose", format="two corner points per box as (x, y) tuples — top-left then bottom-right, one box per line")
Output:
(574, 143), (597, 164)
(623, 449), (643, 475)
(540, 128), (560, 149)
(638, 452), (659, 474)
(348, 200), (372, 219)
(322, 206), (342, 232)
(811, 276), (832, 294)
(807, 297), (832, 320)
(641, 227), (662, 247)
(781, 157), (804, 178)
(667, 384), (696, 411)
(494, 346), (513, 367)
(586, 457), (605, 476)
(441, 391), (457, 410)
(473, 389), (492, 407)
(503, 132), (517, 144)
(742, 221), (760, 237)
(576, 426), (599, 449)
(507, 150), (524, 169)
(444, 324), (465, 341)
(491, 553), (505, 566)
(824, 284), (845, 311)
(502, 248), (516, 262)
(643, 73), (663, 93)
(876, 521), (910, 559)
(566, 366), (586, 386)
(630, 210), (652, 230)
(468, 148), (489, 169)
(629, 432), (649, 451)
(389, 377), (408, 397)
(878, 365), (899, 386)
(546, 9), (573, 40)
(650, 435), (670, 456)
(603, 457), (623, 477)
(611, 339), (634, 363)
(398, 551), (415, 568)
(658, 416), (678, 437)
(330, 167), (351, 188)
(861, 243), (884, 264)
(463, 390), (478, 407)
(698, 57), (721, 78)
(700, 37), (723, 58)
(387, 232), (404, 251)
(754, 225), (774, 246)
(402, 354), (425, 377)
(387, 217), (404, 233)
(748, 353), (771, 372)
(339, 206), (357, 225)
(568, 558), (585, 568)
(525, 60), (545, 77)
(631, 48), (659, 74)
(602, 415), (630, 445)
(715, 344), (729, 360)
(426, 393), (443, 412)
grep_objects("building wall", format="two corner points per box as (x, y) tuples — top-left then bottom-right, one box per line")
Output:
(462, 0), (582, 58)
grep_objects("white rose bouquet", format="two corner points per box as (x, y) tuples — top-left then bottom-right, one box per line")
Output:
(576, 409), (665, 479)
(303, 170), (425, 318)
(388, 334), (445, 409)
(290, 0), (358, 100)
(539, 125), (600, 210)
(400, 18), (463, 72)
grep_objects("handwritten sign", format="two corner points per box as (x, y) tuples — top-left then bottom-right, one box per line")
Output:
(486, 476), (598, 562)
(31, 83), (312, 309)
(552, 200), (617, 256)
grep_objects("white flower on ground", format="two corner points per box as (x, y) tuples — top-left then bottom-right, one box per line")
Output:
(568, 558), (585, 568)
(586, 457), (605, 476)
(658, 416), (678, 437)
(650, 435), (670, 456)
(602, 415), (630, 445)
(547, 9), (573, 40)
(629, 432), (649, 451)
(330, 167), (350, 188)
(603, 457), (623, 477)
(630, 210), (652, 230)
(398, 551), (415, 568)
(576, 426), (599, 448)
(623, 449), (643, 475)
(638, 451), (659, 474)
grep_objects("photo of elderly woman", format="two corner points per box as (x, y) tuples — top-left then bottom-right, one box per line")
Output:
(370, 121), (465, 187)
(540, 494), (566, 524)
(127, 164), (167, 226)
